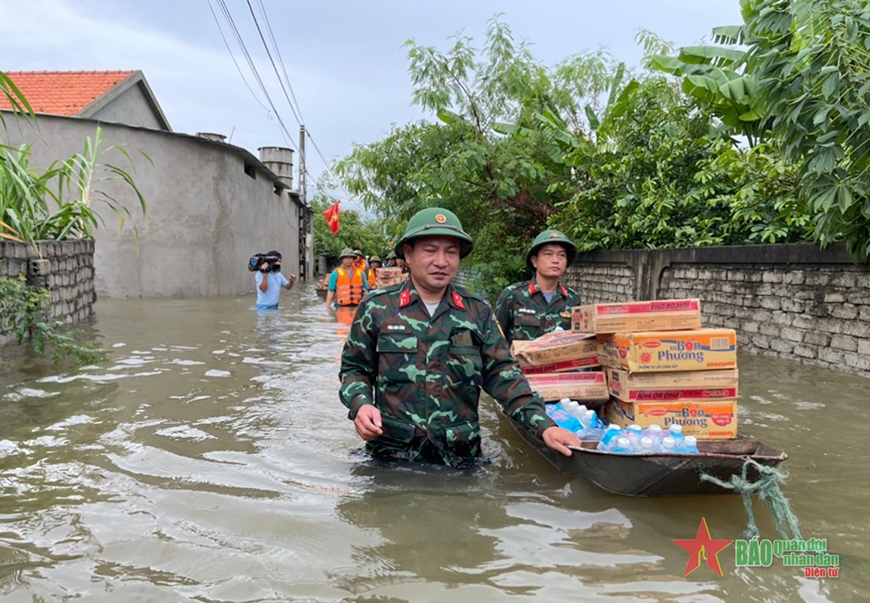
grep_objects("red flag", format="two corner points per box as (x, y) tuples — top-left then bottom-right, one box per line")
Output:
(323, 201), (340, 234)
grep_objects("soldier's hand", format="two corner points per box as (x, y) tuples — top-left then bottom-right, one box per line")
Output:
(354, 404), (383, 441)
(542, 426), (582, 457)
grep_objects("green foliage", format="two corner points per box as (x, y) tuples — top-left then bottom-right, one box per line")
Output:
(0, 273), (105, 364)
(742, 0), (870, 260)
(549, 78), (809, 249)
(0, 127), (149, 244)
(0, 70), (34, 128)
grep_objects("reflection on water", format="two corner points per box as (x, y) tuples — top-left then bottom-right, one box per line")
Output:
(0, 285), (868, 602)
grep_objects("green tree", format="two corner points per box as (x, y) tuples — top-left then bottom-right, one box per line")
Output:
(742, 0), (870, 260)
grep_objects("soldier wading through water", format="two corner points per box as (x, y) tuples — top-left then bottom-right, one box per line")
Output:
(338, 207), (582, 467)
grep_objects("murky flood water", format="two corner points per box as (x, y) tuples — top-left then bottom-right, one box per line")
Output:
(0, 285), (868, 602)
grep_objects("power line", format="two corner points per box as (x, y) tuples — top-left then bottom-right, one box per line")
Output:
(206, 0), (270, 114)
(211, 0), (298, 151)
(255, 0), (306, 125)
(245, 0), (303, 128)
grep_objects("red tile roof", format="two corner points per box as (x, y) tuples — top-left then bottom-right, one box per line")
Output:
(0, 70), (135, 116)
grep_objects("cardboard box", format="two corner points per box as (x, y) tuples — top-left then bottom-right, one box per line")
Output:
(598, 329), (737, 372)
(526, 371), (610, 402)
(375, 267), (408, 288)
(512, 331), (598, 367)
(606, 367), (739, 402)
(572, 299), (702, 334)
(606, 397), (738, 439)
(520, 358), (600, 374)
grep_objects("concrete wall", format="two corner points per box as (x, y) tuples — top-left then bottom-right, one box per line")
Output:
(89, 83), (164, 130)
(563, 244), (870, 377)
(0, 112), (307, 298)
(0, 240), (95, 346)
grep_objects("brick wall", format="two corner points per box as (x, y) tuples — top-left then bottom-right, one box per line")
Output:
(0, 240), (96, 346)
(566, 244), (870, 377)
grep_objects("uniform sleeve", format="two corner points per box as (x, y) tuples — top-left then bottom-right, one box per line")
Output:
(328, 271), (338, 291)
(338, 297), (377, 420)
(494, 287), (513, 341)
(477, 302), (556, 438)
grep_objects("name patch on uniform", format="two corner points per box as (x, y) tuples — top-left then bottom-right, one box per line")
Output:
(386, 324), (409, 332)
(517, 308), (537, 315)
(450, 330), (474, 346)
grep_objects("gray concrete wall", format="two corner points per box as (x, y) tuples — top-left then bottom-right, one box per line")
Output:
(563, 244), (870, 377)
(0, 240), (95, 347)
(0, 112), (306, 299)
(89, 83), (164, 130)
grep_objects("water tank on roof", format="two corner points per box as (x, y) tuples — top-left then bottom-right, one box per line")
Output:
(196, 132), (227, 143)
(258, 146), (294, 189)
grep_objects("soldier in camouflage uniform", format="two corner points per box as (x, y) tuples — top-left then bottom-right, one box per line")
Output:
(339, 208), (581, 467)
(495, 229), (581, 344)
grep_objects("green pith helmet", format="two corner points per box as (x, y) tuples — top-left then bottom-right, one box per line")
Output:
(526, 229), (577, 271)
(369, 255), (382, 264)
(339, 248), (356, 260)
(385, 251), (397, 260)
(353, 249), (364, 257)
(394, 207), (474, 260)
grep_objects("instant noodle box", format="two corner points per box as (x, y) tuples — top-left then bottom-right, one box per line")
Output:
(598, 328), (737, 372)
(375, 267), (408, 288)
(606, 367), (739, 402)
(606, 397), (738, 439)
(525, 371), (610, 403)
(571, 298), (702, 334)
(512, 331), (599, 373)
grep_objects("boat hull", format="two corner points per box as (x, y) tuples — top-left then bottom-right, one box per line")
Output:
(507, 416), (788, 497)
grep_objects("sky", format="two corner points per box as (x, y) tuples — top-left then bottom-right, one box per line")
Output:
(0, 0), (742, 212)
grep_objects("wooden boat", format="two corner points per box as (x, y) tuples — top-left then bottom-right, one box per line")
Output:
(507, 416), (788, 497)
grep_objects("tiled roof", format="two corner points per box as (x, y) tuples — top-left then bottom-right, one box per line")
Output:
(0, 70), (135, 116)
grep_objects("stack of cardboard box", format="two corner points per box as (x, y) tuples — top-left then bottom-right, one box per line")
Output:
(374, 267), (409, 289)
(571, 299), (739, 440)
(511, 331), (609, 404)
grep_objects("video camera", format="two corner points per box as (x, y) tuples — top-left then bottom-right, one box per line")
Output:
(247, 252), (282, 272)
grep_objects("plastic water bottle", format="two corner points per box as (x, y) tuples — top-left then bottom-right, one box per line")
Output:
(597, 424), (622, 451)
(546, 404), (584, 433)
(625, 424), (643, 451)
(609, 436), (633, 454)
(639, 437), (657, 453)
(681, 435), (699, 454)
(578, 410), (604, 440)
(644, 424), (663, 438)
(667, 424), (684, 445)
(662, 436), (677, 453)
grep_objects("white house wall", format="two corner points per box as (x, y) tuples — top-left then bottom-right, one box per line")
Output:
(87, 83), (166, 131)
(1, 113), (304, 299)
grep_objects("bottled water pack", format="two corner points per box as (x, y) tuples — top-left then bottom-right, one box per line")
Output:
(595, 422), (699, 454)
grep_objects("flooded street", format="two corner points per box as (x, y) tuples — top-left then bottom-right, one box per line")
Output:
(0, 285), (868, 602)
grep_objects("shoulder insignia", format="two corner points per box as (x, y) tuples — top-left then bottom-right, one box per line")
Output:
(451, 290), (466, 310)
(527, 281), (536, 295)
(399, 288), (411, 308)
(560, 284), (568, 297)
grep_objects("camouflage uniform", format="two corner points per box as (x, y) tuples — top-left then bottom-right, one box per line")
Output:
(339, 278), (557, 467)
(495, 278), (581, 343)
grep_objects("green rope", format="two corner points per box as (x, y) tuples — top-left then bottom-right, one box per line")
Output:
(700, 459), (803, 541)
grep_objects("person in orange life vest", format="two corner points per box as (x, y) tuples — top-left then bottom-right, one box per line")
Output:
(353, 249), (367, 273)
(325, 248), (369, 310)
(367, 256), (382, 289)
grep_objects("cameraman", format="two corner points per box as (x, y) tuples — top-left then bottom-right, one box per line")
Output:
(255, 250), (297, 310)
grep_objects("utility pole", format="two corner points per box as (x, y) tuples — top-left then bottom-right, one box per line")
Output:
(299, 124), (307, 205)
(298, 124), (311, 281)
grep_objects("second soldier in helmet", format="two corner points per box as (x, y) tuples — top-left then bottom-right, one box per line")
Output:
(495, 230), (581, 344)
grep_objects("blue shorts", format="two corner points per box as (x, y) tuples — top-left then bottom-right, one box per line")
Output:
(255, 304), (278, 311)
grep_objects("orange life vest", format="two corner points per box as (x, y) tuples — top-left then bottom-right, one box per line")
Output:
(367, 268), (377, 288)
(335, 267), (365, 306)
